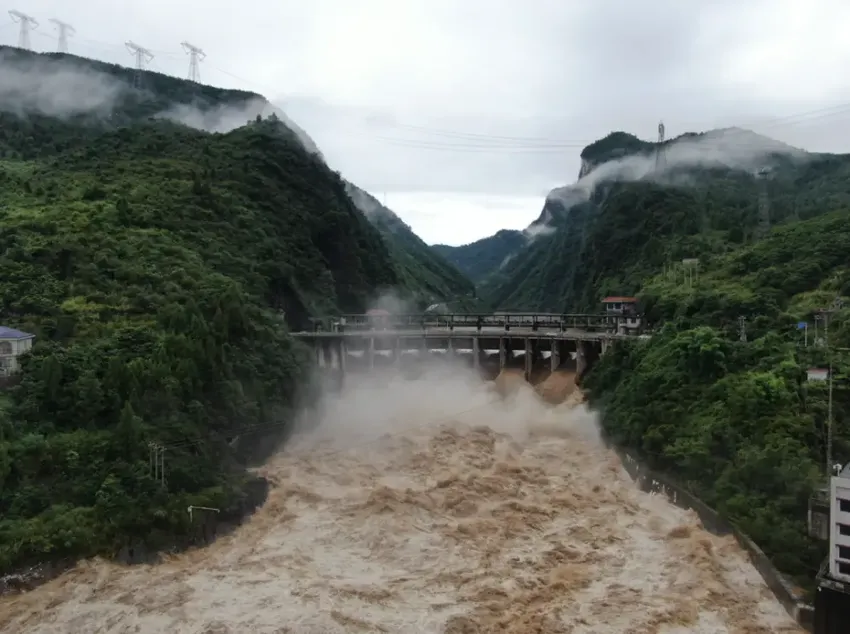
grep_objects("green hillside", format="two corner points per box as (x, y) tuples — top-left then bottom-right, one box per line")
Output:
(483, 131), (850, 314)
(344, 184), (477, 309)
(0, 47), (451, 573)
(586, 210), (850, 586)
(432, 229), (527, 285)
(472, 128), (850, 586)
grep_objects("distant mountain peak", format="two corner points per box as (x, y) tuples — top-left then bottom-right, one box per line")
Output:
(580, 131), (650, 161)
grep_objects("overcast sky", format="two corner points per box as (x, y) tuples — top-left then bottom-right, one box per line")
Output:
(8, 0), (850, 245)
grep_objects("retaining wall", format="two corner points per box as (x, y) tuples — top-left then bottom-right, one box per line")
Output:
(610, 444), (815, 632)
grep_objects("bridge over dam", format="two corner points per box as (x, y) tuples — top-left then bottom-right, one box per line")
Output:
(292, 312), (646, 384)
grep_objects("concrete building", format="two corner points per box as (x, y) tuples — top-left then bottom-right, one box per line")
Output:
(810, 461), (850, 632)
(0, 326), (35, 376)
(830, 464), (850, 582)
(601, 296), (642, 333)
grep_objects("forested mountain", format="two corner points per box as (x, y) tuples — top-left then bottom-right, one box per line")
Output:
(432, 229), (527, 285)
(585, 208), (850, 586)
(0, 45), (470, 307)
(481, 129), (849, 314)
(0, 46), (467, 573)
(465, 126), (850, 586)
(344, 183), (478, 309)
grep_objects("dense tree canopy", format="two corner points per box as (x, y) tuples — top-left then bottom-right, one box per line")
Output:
(432, 230), (527, 285)
(0, 47), (473, 573)
(345, 183), (479, 309)
(446, 130), (850, 587)
(569, 142), (850, 587)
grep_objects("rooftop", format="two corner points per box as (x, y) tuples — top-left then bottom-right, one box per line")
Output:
(602, 296), (638, 304)
(0, 326), (34, 340)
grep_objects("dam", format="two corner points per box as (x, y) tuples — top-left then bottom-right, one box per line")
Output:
(292, 311), (640, 384)
(0, 313), (807, 632)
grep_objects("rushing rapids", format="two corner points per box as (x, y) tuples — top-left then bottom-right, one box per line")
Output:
(0, 368), (803, 633)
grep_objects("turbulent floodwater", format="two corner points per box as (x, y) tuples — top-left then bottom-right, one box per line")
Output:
(0, 367), (803, 633)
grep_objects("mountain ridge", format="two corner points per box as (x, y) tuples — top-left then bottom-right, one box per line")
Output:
(0, 45), (471, 311)
(444, 123), (850, 587)
(432, 229), (527, 286)
(343, 183), (477, 308)
(449, 125), (822, 312)
(0, 46), (472, 574)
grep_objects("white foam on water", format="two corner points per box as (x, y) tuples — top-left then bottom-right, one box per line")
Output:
(0, 366), (803, 633)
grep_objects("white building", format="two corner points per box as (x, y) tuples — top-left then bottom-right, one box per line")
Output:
(0, 326), (35, 376)
(829, 463), (850, 583)
(601, 296), (642, 333)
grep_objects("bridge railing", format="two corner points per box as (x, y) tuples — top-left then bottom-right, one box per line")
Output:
(307, 312), (644, 334)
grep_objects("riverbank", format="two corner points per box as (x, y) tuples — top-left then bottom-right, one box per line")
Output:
(0, 369), (801, 633)
(0, 476), (270, 597)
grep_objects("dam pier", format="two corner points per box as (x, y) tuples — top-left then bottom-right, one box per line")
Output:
(292, 312), (644, 385)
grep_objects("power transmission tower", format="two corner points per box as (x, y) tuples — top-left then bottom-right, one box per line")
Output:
(681, 258), (699, 288)
(655, 121), (666, 170)
(49, 18), (75, 53)
(738, 316), (747, 342)
(754, 168), (771, 240)
(125, 41), (154, 89)
(9, 10), (38, 51)
(181, 41), (206, 82)
(148, 442), (167, 489)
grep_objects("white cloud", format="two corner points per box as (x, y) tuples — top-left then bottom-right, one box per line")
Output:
(8, 0), (850, 244)
(380, 192), (543, 246)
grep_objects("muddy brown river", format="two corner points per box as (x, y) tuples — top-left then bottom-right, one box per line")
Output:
(0, 368), (803, 633)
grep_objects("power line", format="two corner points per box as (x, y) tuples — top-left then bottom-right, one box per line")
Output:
(16, 23), (850, 148)
(181, 41), (205, 83)
(125, 40), (154, 89)
(340, 102), (850, 148)
(8, 10), (37, 51)
(48, 18), (75, 54)
(820, 296), (843, 477)
(171, 57), (850, 151)
(15, 21), (850, 158)
(336, 105), (850, 155)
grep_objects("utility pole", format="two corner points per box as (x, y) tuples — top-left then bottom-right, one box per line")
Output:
(9, 10), (38, 51)
(799, 320), (809, 347)
(681, 258), (699, 288)
(655, 121), (666, 171)
(754, 168), (771, 240)
(148, 442), (166, 489)
(125, 41), (154, 89)
(48, 18), (75, 53)
(181, 41), (206, 83)
(148, 441), (157, 480)
(823, 297), (843, 476)
(738, 316), (747, 342)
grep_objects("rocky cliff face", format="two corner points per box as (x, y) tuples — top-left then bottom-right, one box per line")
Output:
(477, 127), (818, 313)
